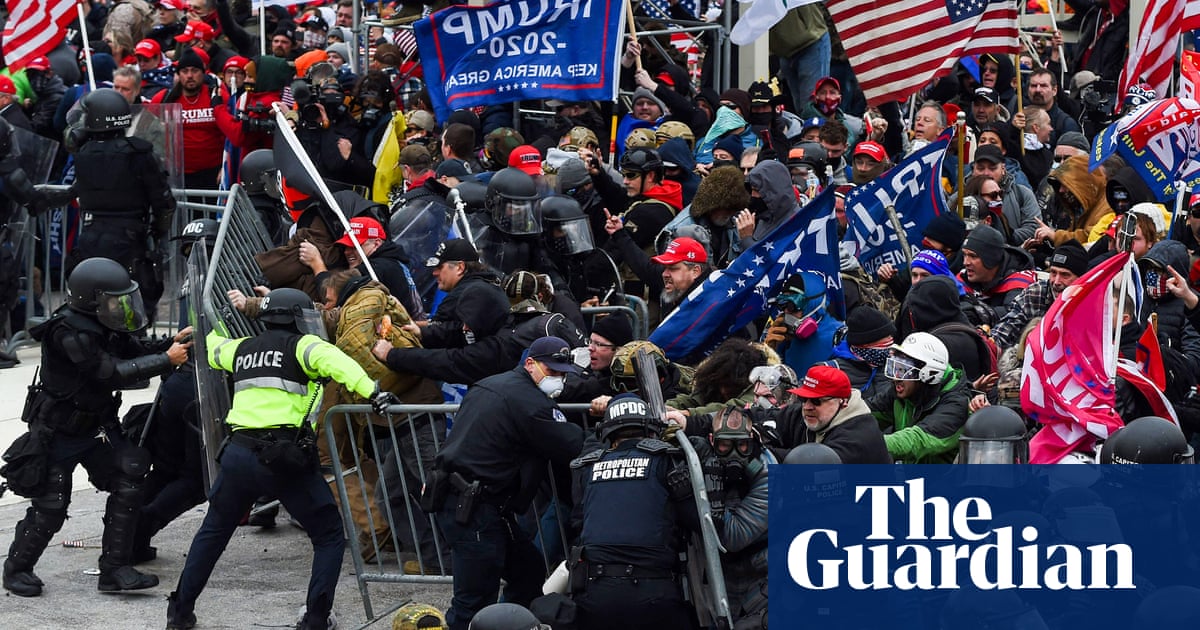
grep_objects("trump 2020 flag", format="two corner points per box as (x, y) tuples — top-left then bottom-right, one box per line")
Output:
(1021, 253), (1130, 464)
(413, 0), (624, 122)
(842, 130), (952, 278)
(650, 187), (842, 361)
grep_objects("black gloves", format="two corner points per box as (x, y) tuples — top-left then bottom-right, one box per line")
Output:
(370, 385), (400, 416)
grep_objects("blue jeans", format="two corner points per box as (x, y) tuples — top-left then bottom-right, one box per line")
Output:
(172, 441), (345, 622)
(437, 502), (544, 630)
(778, 32), (831, 112)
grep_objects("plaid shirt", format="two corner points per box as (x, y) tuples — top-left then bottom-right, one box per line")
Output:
(990, 279), (1055, 349)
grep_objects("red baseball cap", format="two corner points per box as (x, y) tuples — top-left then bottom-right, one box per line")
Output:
(134, 39), (162, 58)
(508, 145), (543, 176)
(814, 76), (840, 93)
(788, 365), (852, 399)
(158, 0), (188, 9)
(0, 75), (14, 95)
(176, 21), (216, 43)
(651, 237), (707, 265)
(223, 55), (250, 72)
(1190, 192), (1200, 210)
(25, 56), (51, 72)
(336, 217), (387, 247)
(853, 141), (887, 163)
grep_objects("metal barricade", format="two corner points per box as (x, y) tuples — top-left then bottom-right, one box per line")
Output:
(581, 303), (648, 342)
(325, 402), (731, 628)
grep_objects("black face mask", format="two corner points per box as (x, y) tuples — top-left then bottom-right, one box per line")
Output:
(748, 197), (769, 216)
(712, 159), (737, 170)
(748, 111), (773, 127)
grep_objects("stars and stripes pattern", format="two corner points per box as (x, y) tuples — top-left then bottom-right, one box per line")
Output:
(1, 0), (77, 70)
(1119, 0), (1186, 101)
(828, 0), (1019, 106)
(1186, 0), (1200, 31)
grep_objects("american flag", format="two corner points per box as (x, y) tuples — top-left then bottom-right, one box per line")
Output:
(828, 0), (1019, 106)
(640, 0), (698, 21)
(1, 0), (77, 70)
(1119, 0), (1184, 100)
(1186, 0), (1200, 30)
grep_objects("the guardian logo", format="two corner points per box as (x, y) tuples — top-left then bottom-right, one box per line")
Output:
(788, 479), (1134, 591)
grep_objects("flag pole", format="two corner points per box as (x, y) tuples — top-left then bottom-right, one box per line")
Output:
(624, 0), (642, 72)
(1014, 54), (1025, 156)
(77, 3), (96, 91)
(271, 104), (378, 283)
(1167, 179), (1188, 241)
(956, 111), (966, 218)
(259, 0), (267, 57)
(1045, 9), (1067, 90)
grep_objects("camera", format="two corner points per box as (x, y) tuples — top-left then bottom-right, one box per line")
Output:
(239, 103), (276, 134)
(1078, 79), (1117, 123)
(291, 79), (324, 128)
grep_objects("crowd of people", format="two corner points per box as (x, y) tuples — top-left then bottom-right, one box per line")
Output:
(1, 0), (1199, 629)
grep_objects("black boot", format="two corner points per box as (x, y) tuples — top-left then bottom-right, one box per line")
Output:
(3, 559), (43, 597)
(166, 591), (197, 629)
(98, 565), (159, 592)
(247, 497), (279, 528)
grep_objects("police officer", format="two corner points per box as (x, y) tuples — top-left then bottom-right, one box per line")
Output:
(1100, 416), (1196, 464)
(569, 393), (699, 630)
(239, 149), (291, 246)
(166, 288), (393, 630)
(475, 166), (554, 275)
(3, 257), (191, 597)
(957, 405), (1029, 464)
(432, 336), (584, 630)
(66, 87), (176, 318)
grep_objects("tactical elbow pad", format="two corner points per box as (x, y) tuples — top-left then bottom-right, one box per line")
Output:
(113, 353), (173, 382)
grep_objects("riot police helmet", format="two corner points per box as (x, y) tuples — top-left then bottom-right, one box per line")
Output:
(174, 218), (220, 258)
(468, 603), (545, 630)
(240, 149), (282, 199)
(1100, 416), (1195, 464)
(784, 443), (842, 464)
(958, 406), (1029, 464)
(597, 393), (665, 443)
(485, 167), (541, 235)
(81, 88), (132, 134)
(540, 195), (593, 256)
(620, 147), (665, 180)
(66, 257), (148, 332)
(258, 287), (325, 336)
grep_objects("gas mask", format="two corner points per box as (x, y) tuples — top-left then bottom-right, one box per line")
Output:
(710, 406), (764, 481)
(782, 312), (819, 339)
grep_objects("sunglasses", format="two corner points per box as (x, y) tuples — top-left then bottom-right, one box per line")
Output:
(982, 191), (1002, 200)
(621, 170), (643, 179)
(719, 101), (740, 110)
(799, 396), (835, 406)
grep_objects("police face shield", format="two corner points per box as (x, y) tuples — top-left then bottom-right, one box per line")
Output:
(959, 438), (1029, 464)
(493, 197), (541, 235)
(96, 283), (149, 332)
(884, 353), (924, 381)
(297, 307), (328, 339)
(549, 217), (594, 255)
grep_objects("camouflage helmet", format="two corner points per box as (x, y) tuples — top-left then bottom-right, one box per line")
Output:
(610, 340), (668, 391)
(624, 128), (657, 152)
(562, 125), (599, 151)
(483, 127), (525, 170)
(655, 121), (695, 151)
(392, 602), (447, 630)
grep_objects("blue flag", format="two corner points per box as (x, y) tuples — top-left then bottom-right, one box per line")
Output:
(413, 0), (624, 122)
(841, 132), (952, 278)
(649, 187), (843, 361)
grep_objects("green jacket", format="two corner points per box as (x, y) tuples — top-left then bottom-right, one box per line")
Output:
(869, 368), (971, 464)
(208, 329), (375, 430)
(769, 5), (828, 59)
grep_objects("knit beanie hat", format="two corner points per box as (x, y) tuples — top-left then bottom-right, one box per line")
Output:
(846, 306), (896, 345)
(923, 213), (967, 251)
(591, 315), (634, 347)
(962, 224), (1006, 268)
(1049, 239), (1089, 277)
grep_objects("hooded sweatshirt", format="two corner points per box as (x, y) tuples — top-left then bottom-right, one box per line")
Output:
(900, 275), (987, 381)
(1045, 155), (1112, 245)
(742, 160), (799, 249)
(657, 137), (699, 206)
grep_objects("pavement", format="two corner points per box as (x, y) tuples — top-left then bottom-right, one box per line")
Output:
(0, 338), (453, 629)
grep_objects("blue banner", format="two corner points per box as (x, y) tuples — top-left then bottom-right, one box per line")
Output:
(769, 464), (1200, 629)
(413, 0), (624, 122)
(649, 187), (842, 361)
(841, 132), (952, 278)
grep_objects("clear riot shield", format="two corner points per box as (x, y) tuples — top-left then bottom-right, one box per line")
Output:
(2, 127), (60, 345)
(389, 196), (450, 308)
(131, 103), (186, 330)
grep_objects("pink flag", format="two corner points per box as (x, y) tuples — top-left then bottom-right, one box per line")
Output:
(1022, 253), (1131, 464)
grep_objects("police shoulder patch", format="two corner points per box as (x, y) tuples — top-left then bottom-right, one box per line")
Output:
(635, 438), (675, 454)
(570, 449), (604, 469)
(552, 408), (567, 424)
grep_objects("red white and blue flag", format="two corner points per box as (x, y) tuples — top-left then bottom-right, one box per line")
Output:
(828, 0), (1019, 106)
(1, 0), (77, 70)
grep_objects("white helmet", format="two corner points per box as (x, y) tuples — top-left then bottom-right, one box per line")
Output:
(885, 332), (950, 385)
